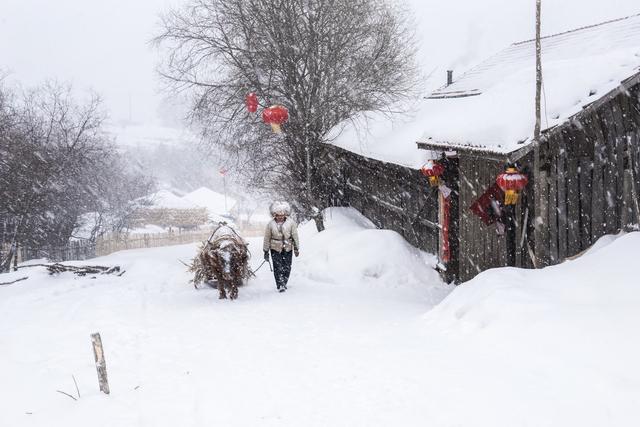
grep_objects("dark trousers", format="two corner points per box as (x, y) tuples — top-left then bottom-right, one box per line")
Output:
(270, 249), (293, 289)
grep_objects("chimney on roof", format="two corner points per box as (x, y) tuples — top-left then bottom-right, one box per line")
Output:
(446, 70), (453, 86)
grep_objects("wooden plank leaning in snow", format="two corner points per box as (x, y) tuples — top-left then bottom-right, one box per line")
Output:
(91, 333), (110, 395)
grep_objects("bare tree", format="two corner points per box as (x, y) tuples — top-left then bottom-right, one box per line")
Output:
(81, 156), (155, 241)
(155, 0), (421, 219)
(0, 81), (154, 267)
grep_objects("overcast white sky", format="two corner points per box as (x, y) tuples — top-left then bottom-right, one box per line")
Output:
(1, 0), (637, 126)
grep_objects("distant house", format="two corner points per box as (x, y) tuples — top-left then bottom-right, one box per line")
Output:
(132, 187), (238, 231)
(132, 190), (208, 230)
(317, 14), (640, 282)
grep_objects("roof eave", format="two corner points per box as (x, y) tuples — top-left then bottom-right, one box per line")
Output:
(416, 140), (535, 163)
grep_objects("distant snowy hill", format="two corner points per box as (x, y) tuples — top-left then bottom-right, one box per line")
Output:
(105, 124), (233, 199)
(106, 124), (198, 149)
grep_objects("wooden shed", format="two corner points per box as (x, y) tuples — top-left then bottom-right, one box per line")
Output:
(416, 14), (640, 282)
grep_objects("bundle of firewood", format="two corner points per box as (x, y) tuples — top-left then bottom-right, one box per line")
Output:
(188, 242), (215, 286)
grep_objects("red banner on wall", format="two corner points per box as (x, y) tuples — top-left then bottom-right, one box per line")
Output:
(439, 189), (451, 263)
(469, 183), (504, 226)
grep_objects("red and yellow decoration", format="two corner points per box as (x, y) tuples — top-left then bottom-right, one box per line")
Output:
(496, 167), (528, 205)
(262, 105), (289, 133)
(421, 159), (450, 263)
(245, 92), (258, 113)
(420, 160), (445, 187)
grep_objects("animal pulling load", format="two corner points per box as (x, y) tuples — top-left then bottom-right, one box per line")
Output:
(189, 223), (251, 300)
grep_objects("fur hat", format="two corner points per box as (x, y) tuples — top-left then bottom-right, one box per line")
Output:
(269, 201), (291, 217)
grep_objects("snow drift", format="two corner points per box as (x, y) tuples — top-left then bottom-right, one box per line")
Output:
(420, 232), (640, 426)
(297, 208), (448, 299)
(427, 231), (640, 330)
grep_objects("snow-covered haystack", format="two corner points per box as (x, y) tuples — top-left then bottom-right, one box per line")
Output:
(297, 208), (447, 295)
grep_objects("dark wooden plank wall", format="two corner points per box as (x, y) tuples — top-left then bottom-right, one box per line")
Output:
(315, 145), (440, 254)
(535, 82), (640, 264)
(458, 157), (512, 281)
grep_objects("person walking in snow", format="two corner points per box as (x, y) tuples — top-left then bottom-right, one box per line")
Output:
(263, 201), (300, 292)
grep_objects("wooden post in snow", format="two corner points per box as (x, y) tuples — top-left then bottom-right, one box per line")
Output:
(91, 333), (110, 395)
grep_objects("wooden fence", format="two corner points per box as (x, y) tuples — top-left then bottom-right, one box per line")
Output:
(95, 223), (266, 257)
(1, 223), (267, 267)
(3, 240), (97, 264)
(95, 230), (215, 256)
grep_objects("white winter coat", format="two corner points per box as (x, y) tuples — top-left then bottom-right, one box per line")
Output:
(263, 218), (300, 253)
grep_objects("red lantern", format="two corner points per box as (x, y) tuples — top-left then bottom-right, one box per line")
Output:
(245, 92), (258, 113)
(262, 105), (289, 133)
(420, 160), (445, 187)
(496, 167), (529, 205)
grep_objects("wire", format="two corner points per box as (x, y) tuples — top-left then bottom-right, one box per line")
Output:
(542, 76), (550, 129)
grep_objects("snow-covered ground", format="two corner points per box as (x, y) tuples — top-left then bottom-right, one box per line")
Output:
(1, 208), (639, 426)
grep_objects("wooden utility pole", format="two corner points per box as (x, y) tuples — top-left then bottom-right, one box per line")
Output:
(533, 0), (546, 267)
(534, 0), (542, 140)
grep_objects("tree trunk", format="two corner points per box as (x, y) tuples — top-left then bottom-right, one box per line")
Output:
(13, 242), (18, 271)
(312, 209), (325, 232)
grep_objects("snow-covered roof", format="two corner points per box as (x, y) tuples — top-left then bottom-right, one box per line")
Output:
(183, 187), (236, 215)
(418, 13), (640, 155)
(330, 13), (640, 167)
(148, 190), (200, 210)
